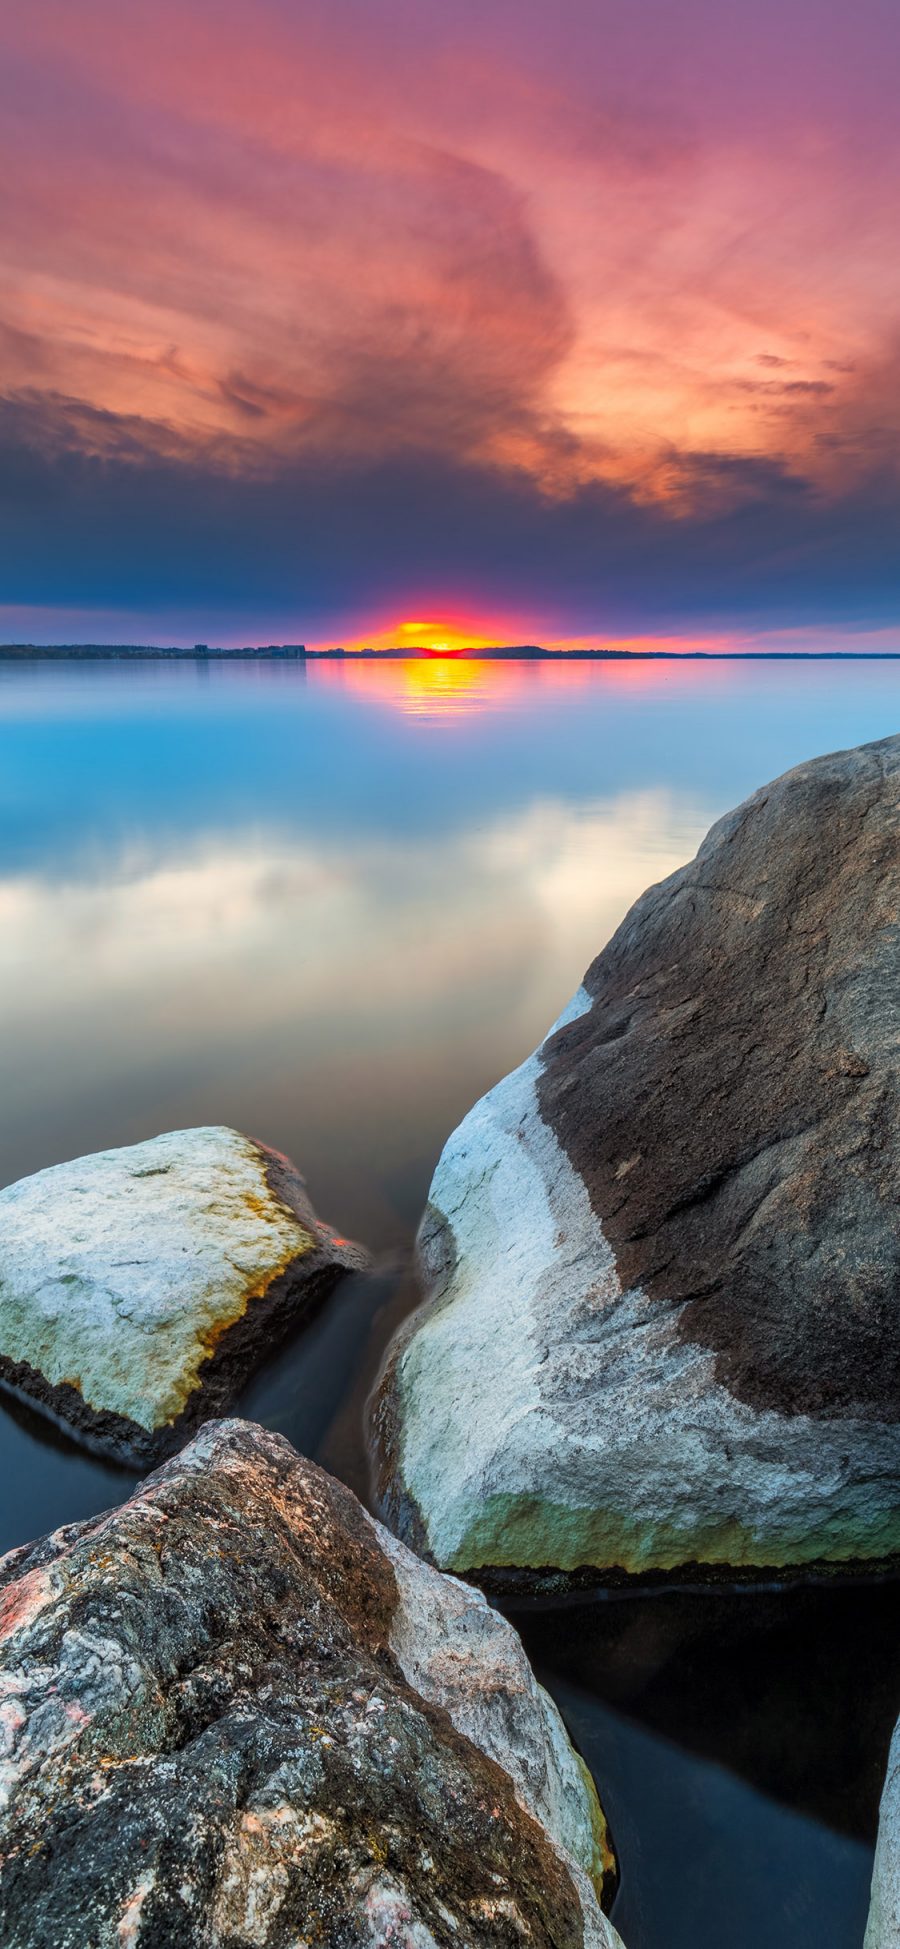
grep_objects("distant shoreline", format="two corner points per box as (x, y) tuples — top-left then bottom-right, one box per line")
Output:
(3, 643), (900, 662)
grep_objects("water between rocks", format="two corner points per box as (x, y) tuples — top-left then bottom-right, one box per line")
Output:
(2, 653), (899, 1946)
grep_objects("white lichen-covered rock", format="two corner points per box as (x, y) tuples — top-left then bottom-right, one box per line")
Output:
(371, 738), (900, 1584)
(0, 1126), (367, 1462)
(0, 1419), (621, 1949)
(867, 1720), (900, 1948)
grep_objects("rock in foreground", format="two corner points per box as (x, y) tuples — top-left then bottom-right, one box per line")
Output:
(371, 736), (900, 1583)
(867, 1716), (900, 1947)
(0, 1420), (619, 1949)
(0, 1126), (367, 1463)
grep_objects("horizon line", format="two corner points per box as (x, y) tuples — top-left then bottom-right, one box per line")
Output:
(4, 642), (900, 663)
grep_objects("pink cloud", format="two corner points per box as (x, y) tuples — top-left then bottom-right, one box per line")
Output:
(2, 0), (900, 509)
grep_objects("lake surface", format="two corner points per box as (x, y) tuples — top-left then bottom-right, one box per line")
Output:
(2, 654), (899, 1946)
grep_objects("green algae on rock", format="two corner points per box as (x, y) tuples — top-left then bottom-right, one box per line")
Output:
(0, 1125), (367, 1463)
(370, 737), (900, 1586)
(0, 1419), (621, 1949)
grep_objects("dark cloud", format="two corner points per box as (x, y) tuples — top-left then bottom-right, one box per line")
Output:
(2, 394), (898, 639)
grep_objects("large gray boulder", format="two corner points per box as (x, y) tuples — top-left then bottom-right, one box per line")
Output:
(867, 1718), (900, 1947)
(0, 1419), (619, 1949)
(0, 1126), (367, 1463)
(371, 736), (900, 1584)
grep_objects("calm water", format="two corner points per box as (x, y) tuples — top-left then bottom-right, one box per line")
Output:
(2, 654), (899, 1946)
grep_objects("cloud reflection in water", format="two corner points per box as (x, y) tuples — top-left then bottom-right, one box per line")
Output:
(0, 788), (705, 1249)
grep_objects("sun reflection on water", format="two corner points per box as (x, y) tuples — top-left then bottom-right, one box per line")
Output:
(307, 650), (737, 721)
(314, 655), (528, 721)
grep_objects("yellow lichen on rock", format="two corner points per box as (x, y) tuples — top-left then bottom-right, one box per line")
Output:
(0, 1126), (363, 1451)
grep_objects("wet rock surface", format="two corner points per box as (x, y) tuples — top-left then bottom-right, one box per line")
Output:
(0, 1419), (619, 1949)
(0, 1126), (367, 1464)
(371, 737), (900, 1581)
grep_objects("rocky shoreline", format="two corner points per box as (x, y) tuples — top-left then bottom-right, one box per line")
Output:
(0, 1126), (368, 1466)
(370, 737), (900, 1589)
(0, 734), (899, 1943)
(0, 1421), (620, 1948)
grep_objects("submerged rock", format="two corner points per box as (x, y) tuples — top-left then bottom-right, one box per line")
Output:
(0, 1126), (367, 1463)
(371, 736), (900, 1584)
(868, 1718), (900, 1948)
(0, 1419), (619, 1949)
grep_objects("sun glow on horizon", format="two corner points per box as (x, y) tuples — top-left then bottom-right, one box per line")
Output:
(311, 613), (530, 656)
(317, 617), (745, 660)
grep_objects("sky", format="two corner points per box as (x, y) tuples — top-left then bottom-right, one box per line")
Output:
(2, 0), (900, 648)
